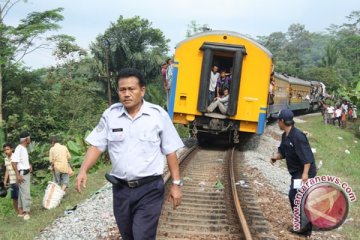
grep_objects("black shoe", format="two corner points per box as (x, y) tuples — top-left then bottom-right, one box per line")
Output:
(288, 228), (312, 237)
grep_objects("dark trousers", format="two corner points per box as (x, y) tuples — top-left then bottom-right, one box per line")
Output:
(289, 172), (315, 235)
(208, 90), (215, 103)
(113, 177), (164, 240)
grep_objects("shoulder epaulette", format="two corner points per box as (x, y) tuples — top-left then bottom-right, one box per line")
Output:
(109, 102), (123, 110)
(146, 102), (164, 113)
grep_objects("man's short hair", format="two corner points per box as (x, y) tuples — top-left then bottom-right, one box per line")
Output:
(117, 68), (145, 87)
(50, 136), (58, 144)
(19, 131), (30, 139)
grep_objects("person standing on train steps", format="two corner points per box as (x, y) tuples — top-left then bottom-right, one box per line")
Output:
(269, 74), (275, 105)
(208, 65), (219, 103)
(216, 70), (231, 98)
(11, 131), (32, 220)
(165, 58), (173, 90)
(76, 68), (184, 240)
(161, 62), (168, 91)
(270, 109), (316, 238)
(165, 58), (173, 109)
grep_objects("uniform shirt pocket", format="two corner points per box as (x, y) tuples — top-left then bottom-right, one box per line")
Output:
(138, 129), (160, 159)
(108, 130), (125, 142)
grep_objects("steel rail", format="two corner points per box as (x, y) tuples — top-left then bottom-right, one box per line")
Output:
(228, 147), (253, 240)
(163, 145), (198, 183)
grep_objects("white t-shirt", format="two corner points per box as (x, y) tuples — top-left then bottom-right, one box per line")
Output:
(335, 109), (342, 118)
(209, 71), (219, 91)
(327, 106), (334, 114)
(12, 145), (30, 170)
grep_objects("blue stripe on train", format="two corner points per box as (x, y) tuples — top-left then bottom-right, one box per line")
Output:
(168, 62), (178, 119)
(257, 112), (267, 134)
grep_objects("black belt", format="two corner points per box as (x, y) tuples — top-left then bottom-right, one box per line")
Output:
(105, 173), (161, 188)
(19, 169), (30, 176)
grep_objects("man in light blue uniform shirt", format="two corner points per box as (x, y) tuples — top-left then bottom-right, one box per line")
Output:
(76, 68), (184, 240)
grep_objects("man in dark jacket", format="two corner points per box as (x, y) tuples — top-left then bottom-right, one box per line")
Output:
(271, 109), (316, 238)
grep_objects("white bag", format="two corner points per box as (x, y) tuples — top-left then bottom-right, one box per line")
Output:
(42, 182), (65, 209)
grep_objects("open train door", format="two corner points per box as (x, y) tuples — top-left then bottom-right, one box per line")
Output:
(197, 42), (247, 116)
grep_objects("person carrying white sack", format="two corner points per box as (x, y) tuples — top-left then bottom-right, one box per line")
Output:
(49, 136), (72, 191)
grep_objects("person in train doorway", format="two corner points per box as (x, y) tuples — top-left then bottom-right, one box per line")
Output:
(207, 87), (229, 114)
(75, 68), (184, 240)
(165, 58), (173, 110)
(161, 62), (168, 91)
(208, 65), (219, 103)
(268, 73), (275, 105)
(270, 109), (316, 238)
(216, 70), (231, 98)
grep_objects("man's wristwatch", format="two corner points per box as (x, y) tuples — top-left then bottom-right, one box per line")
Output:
(172, 180), (183, 186)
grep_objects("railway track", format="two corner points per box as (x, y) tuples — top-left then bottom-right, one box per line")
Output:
(157, 146), (253, 240)
(102, 145), (273, 240)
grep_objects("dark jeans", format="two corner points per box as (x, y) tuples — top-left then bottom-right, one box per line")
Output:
(208, 90), (215, 103)
(113, 177), (164, 240)
(289, 171), (316, 235)
(10, 183), (19, 199)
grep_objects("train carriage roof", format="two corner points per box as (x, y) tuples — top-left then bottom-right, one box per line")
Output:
(274, 73), (311, 87)
(175, 30), (272, 58)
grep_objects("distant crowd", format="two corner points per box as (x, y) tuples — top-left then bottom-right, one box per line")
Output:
(322, 100), (357, 128)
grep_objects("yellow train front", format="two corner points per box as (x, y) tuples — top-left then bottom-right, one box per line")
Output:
(168, 31), (273, 144)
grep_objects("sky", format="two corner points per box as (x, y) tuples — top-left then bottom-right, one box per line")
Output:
(5, 0), (359, 69)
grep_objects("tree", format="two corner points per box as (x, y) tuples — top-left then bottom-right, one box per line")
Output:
(51, 34), (87, 66)
(90, 16), (169, 103)
(321, 42), (339, 68)
(0, 0), (64, 122)
(186, 20), (211, 37)
(50, 34), (87, 80)
(325, 11), (360, 101)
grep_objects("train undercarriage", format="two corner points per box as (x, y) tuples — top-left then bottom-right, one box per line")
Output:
(190, 113), (240, 145)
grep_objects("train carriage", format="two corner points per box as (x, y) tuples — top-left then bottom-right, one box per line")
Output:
(289, 76), (311, 110)
(269, 73), (311, 114)
(268, 73), (324, 116)
(168, 31), (273, 143)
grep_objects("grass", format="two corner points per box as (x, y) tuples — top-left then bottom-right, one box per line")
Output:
(0, 163), (111, 240)
(296, 115), (360, 239)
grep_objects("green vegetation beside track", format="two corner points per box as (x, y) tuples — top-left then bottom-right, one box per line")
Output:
(0, 163), (111, 240)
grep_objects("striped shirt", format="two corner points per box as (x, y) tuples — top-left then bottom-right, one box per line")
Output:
(4, 156), (17, 184)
